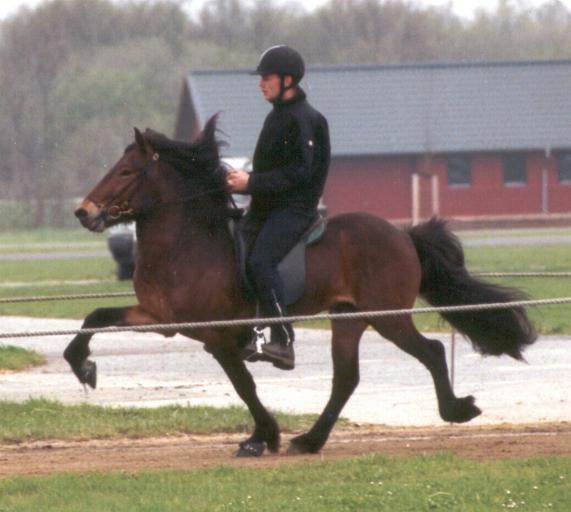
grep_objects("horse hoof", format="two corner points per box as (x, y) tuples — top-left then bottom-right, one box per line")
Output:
(441, 395), (482, 423)
(81, 360), (97, 389)
(287, 442), (308, 455)
(287, 434), (322, 454)
(73, 360), (97, 389)
(235, 440), (266, 457)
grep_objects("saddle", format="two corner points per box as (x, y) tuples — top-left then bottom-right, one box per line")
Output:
(233, 214), (327, 306)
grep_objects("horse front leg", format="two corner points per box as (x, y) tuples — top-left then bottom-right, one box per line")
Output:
(63, 306), (159, 389)
(209, 344), (280, 457)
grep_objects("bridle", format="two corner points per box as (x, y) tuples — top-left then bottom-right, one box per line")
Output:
(101, 152), (238, 221)
(102, 152), (160, 221)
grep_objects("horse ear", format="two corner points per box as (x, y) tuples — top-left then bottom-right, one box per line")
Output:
(134, 127), (154, 156)
(201, 113), (219, 145)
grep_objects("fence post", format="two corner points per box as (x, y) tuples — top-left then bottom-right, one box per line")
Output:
(450, 328), (456, 392)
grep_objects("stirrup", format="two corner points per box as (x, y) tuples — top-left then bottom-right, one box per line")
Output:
(241, 326), (269, 361)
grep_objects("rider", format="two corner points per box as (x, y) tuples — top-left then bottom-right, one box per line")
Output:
(226, 45), (331, 371)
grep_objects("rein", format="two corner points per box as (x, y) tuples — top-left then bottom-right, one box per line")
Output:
(148, 184), (233, 213)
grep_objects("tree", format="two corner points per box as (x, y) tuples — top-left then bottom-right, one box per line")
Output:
(0, 0), (190, 227)
(49, 37), (182, 198)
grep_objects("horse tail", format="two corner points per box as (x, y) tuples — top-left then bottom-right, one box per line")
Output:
(407, 217), (537, 360)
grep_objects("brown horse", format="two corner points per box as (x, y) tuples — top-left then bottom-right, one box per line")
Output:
(66, 116), (537, 457)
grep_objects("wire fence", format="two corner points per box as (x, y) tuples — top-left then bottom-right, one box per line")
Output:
(0, 291), (134, 304)
(0, 296), (569, 341)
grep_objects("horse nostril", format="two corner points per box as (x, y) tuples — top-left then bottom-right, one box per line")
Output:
(75, 208), (88, 219)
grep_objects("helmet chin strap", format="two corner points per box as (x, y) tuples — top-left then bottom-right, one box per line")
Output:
(276, 75), (297, 103)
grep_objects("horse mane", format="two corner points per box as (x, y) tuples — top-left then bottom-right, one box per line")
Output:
(128, 115), (226, 192)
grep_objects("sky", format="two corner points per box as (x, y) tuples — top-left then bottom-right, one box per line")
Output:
(0, 0), (569, 21)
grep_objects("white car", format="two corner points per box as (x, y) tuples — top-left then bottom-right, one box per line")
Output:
(222, 157), (252, 210)
(107, 223), (136, 280)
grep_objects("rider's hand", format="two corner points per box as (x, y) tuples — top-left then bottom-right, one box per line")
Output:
(226, 169), (250, 193)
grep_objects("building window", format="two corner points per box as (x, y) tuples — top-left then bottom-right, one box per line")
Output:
(503, 154), (527, 185)
(447, 156), (471, 186)
(559, 154), (571, 183)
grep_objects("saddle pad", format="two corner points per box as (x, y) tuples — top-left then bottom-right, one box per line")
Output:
(279, 217), (326, 305)
(234, 215), (327, 306)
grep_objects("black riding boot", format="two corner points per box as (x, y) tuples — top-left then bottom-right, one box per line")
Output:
(262, 322), (295, 370)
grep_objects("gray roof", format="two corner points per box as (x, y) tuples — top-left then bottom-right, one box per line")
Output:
(177, 60), (571, 158)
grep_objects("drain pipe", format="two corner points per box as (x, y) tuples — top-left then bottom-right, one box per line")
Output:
(412, 172), (420, 225)
(542, 147), (550, 214)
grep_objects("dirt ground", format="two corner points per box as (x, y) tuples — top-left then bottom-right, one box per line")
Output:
(1, 422), (570, 478)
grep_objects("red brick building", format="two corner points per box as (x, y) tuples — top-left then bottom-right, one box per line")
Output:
(327, 152), (570, 223)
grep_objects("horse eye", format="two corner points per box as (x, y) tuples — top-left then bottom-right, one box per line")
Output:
(119, 168), (133, 177)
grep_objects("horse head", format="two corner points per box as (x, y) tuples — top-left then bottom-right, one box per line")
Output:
(75, 115), (223, 232)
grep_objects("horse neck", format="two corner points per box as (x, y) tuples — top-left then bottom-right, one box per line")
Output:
(135, 202), (233, 260)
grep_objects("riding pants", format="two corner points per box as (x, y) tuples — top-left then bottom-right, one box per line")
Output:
(239, 208), (315, 342)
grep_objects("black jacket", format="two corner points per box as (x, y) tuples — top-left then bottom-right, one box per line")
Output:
(247, 88), (330, 213)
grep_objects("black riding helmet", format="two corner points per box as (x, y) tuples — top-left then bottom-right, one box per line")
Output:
(252, 45), (305, 88)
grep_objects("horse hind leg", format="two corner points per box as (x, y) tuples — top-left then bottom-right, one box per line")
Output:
(289, 310), (367, 454)
(371, 316), (482, 423)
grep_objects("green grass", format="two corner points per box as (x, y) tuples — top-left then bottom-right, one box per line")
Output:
(0, 257), (115, 283)
(0, 256), (137, 318)
(0, 398), (326, 443)
(466, 244), (571, 272)
(0, 345), (44, 372)
(0, 453), (569, 511)
(0, 233), (104, 253)
(0, 281), (135, 319)
(457, 226), (571, 239)
(0, 227), (103, 248)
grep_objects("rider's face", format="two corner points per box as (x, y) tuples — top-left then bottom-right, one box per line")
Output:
(259, 73), (292, 102)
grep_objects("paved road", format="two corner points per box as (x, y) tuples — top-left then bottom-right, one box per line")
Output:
(1, 317), (569, 427)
